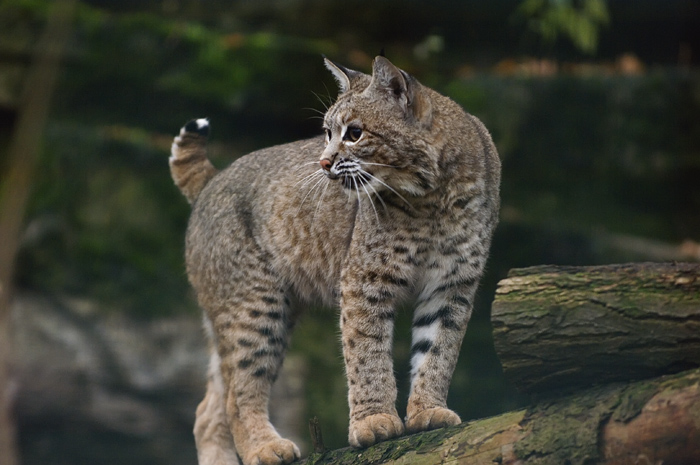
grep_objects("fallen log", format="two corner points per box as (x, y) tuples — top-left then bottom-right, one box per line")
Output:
(491, 262), (700, 394)
(299, 368), (700, 464)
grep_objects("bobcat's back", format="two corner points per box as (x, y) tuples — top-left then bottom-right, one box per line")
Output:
(184, 135), (356, 307)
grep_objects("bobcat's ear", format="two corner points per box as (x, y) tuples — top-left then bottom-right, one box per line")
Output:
(323, 56), (362, 94)
(368, 56), (409, 107)
(368, 56), (432, 127)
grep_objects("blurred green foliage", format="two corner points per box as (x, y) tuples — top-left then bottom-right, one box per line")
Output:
(516, 0), (610, 54)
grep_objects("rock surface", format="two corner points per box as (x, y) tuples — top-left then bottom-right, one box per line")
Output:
(10, 292), (306, 465)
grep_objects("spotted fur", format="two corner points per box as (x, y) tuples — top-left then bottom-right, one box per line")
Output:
(170, 56), (500, 465)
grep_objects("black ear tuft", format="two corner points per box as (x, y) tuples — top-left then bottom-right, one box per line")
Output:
(379, 48), (386, 57)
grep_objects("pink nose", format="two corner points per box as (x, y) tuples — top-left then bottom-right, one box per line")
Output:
(320, 158), (332, 171)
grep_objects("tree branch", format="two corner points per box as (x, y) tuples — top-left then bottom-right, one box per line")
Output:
(0, 2), (76, 465)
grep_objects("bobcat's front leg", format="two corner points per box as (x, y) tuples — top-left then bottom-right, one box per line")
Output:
(405, 247), (484, 434)
(340, 241), (409, 448)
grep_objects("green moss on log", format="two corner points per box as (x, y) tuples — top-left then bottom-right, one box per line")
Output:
(513, 368), (700, 464)
(299, 411), (527, 465)
(298, 368), (700, 464)
(492, 263), (700, 394)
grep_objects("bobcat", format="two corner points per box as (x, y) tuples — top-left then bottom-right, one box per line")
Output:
(170, 55), (500, 465)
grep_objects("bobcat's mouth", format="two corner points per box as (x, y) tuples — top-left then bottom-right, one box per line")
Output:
(326, 158), (372, 190)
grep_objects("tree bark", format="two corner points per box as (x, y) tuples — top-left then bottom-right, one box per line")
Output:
(0, 2), (76, 465)
(491, 262), (700, 394)
(298, 368), (700, 465)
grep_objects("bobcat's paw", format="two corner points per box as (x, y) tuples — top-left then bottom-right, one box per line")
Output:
(244, 438), (300, 465)
(405, 407), (461, 434)
(349, 413), (404, 448)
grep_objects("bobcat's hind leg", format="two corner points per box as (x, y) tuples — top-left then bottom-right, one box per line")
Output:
(194, 348), (241, 465)
(207, 279), (300, 465)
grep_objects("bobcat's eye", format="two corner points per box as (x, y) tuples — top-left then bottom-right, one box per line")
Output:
(343, 126), (363, 143)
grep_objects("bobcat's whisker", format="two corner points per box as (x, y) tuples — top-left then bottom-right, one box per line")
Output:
(295, 168), (324, 188)
(311, 90), (331, 112)
(352, 175), (363, 220)
(301, 173), (325, 199)
(296, 175), (322, 193)
(361, 175), (388, 215)
(293, 161), (324, 174)
(303, 107), (327, 117)
(303, 108), (327, 123)
(359, 169), (414, 211)
(297, 172), (328, 214)
(357, 176), (380, 224)
(313, 177), (331, 222)
(293, 165), (319, 180)
(358, 161), (399, 169)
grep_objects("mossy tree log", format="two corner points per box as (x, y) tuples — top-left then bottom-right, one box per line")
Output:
(491, 263), (700, 394)
(298, 368), (700, 465)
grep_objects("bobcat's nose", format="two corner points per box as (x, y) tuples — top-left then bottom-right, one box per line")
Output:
(320, 158), (333, 171)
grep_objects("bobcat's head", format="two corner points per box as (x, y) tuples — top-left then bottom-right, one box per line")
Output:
(320, 56), (441, 200)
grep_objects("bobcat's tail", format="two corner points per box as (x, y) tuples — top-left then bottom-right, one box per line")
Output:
(170, 118), (218, 204)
